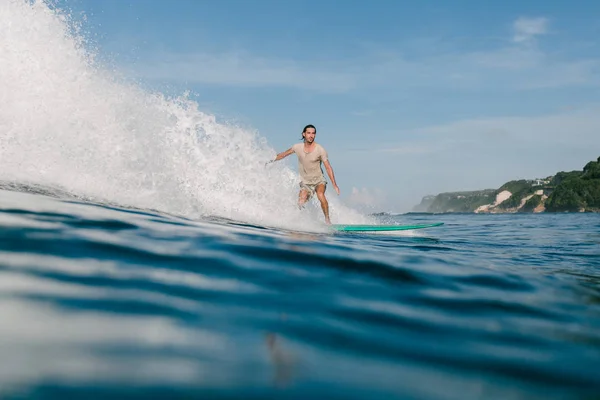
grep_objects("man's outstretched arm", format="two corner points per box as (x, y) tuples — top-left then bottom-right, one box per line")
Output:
(323, 160), (340, 195)
(266, 148), (294, 165)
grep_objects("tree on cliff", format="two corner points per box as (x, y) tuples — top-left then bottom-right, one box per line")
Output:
(582, 157), (600, 180)
(545, 156), (600, 212)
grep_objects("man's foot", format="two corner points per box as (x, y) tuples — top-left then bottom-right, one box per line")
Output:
(325, 218), (331, 225)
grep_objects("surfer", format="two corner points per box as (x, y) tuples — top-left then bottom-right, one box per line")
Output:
(270, 124), (340, 224)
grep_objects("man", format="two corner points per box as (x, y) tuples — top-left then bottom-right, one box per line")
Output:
(271, 124), (340, 224)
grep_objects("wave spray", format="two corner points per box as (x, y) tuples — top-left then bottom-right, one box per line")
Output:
(0, 0), (370, 230)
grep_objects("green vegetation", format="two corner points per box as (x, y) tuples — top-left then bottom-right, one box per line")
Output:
(414, 156), (600, 213)
(551, 171), (582, 186)
(495, 179), (550, 210)
(499, 180), (534, 194)
(426, 190), (496, 213)
(545, 157), (600, 212)
(520, 195), (543, 213)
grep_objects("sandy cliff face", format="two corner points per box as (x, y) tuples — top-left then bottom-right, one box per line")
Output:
(533, 201), (546, 213)
(475, 190), (512, 213)
(475, 190), (547, 213)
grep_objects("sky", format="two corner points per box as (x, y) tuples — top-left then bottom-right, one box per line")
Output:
(55, 0), (600, 212)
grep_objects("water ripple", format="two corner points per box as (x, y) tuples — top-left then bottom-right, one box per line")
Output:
(1, 191), (600, 399)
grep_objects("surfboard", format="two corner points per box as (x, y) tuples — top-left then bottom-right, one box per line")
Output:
(331, 222), (444, 232)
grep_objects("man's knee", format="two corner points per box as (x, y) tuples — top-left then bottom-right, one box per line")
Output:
(298, 190), (309, 203)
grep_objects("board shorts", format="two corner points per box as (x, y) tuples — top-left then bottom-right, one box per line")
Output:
(299, 180), (326, 199)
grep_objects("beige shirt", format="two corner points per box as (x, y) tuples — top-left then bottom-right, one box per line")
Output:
(292, 143), (328, 184)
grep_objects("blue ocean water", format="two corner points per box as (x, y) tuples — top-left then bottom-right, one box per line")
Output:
(1, 187), (599, 400)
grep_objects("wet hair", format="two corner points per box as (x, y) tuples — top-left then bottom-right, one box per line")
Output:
(301, 124), (316, 141)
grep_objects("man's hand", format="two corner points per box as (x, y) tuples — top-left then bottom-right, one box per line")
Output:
(334, 185), (340, 195)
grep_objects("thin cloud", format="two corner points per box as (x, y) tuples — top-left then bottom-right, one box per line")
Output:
(344, 141), (439, 155)
(352, 110), (375, 117)
(409, 106), (600, 143)
(133, 51), (356, 93)
(377, 144), (437, 155)
(470, 47), (543, 70)
(513, 17), (549, 43)
(351, 106), (600, 212)
(129, 17), (600, 93)
(384, 106), (600, 180)
(137, 47), (599, 93)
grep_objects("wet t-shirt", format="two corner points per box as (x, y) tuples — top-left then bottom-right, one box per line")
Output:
(292, 143), (328, 184)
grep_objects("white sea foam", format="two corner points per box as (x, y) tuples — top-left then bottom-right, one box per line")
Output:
(0, 0), (371, 230)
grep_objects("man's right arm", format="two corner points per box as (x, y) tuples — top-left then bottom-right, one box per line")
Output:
(273, 147), (294, 161)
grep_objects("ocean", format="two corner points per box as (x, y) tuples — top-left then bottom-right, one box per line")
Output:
(1, 188), (600, 399)
(2, 1), (600, 399)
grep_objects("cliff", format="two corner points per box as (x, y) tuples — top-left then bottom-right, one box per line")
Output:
(413, 156), (600, 213)
(426, 190), (496, 213)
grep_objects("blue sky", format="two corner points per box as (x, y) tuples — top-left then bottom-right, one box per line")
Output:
(57, 0), (600, 212)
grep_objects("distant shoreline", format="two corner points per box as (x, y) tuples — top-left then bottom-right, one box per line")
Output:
(410, 156), (600, 214)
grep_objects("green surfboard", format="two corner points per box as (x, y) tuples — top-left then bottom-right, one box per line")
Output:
(331, 222), (444, 232)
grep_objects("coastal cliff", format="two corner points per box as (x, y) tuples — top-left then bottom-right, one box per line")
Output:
(413, 156), (600, 213)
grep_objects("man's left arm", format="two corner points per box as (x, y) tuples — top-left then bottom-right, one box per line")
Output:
(323, 160), (340, 195)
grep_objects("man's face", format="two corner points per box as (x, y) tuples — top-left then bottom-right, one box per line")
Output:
(304, 128), (316, 143)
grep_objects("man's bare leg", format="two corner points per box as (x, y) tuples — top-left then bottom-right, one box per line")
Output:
(297, 189), (309, 209)
(315, 184), (331, 224)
